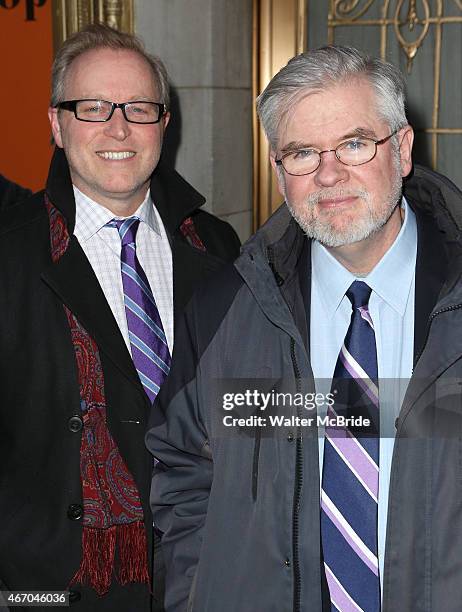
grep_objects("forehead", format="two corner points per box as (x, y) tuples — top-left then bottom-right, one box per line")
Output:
(279, 79), (385, 146)
(64, 47), (158, 100)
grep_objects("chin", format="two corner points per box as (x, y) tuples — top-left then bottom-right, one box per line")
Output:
(288, 185), (402, 248)
(102, 180), (145, 196)
(291, 209), (389, 248)
(314, 225), (377, 248)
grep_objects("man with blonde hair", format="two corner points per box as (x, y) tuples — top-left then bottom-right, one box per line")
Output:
(0, 23), (239, 612)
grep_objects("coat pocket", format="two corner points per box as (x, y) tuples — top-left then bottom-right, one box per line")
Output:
(252, 426), (261, 501)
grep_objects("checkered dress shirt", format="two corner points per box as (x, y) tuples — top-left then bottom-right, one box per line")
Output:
(73, 186), (174, 354)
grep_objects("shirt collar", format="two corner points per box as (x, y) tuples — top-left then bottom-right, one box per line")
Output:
(312, 239), (354, 320)
(312, 197), (417, 319)
(73, 186), (160, 243)
(366, 197), (417, 315)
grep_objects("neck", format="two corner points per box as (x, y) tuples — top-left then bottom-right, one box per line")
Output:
(72, 183), (150, 218)
(325, 206), (403, 275)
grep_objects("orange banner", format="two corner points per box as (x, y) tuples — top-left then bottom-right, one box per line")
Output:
(0, 0), (53, 192)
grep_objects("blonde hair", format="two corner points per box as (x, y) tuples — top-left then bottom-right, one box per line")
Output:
(51, 23), (170, 108)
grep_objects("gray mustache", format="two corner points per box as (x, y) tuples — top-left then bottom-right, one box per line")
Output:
(307, 189), (369, 206)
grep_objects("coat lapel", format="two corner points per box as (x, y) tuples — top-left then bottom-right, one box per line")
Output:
(412, 205), (449, 364)
(43, 149), (226, 387)
(150, 160), (232, 327)
(42, 233), (142, 391)
(43, 148), (142, 390)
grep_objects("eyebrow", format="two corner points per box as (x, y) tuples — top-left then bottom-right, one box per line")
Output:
(280, 127), (379, 153)
(76, 96), (155, 102)
(342, 127), (379, 139)
(280, 141), (313, 153)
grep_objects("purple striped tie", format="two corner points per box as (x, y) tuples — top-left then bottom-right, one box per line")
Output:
(321, 281), (380, 612)
(109, 217), (171, 402)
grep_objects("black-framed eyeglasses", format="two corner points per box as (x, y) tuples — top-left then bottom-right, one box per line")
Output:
(56, 99), (166, 124)
(275, 130), (398, 176)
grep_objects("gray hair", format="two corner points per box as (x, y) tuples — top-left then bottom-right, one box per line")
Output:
(256, 45), (407, 148)
(50, 23), (170, 109)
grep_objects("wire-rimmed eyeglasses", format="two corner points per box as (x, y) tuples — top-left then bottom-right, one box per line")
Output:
(56, 99), (166, 124)
(275, 130), (398, 176)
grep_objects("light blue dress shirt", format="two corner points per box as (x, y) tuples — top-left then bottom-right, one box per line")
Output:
(310, 198), (417, 593)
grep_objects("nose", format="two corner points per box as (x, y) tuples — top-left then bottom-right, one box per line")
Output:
(313, 150), (349, 188)
(103, 107), (131, 140)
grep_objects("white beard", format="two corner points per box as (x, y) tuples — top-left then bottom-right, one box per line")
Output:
(284, 158), (403, 248)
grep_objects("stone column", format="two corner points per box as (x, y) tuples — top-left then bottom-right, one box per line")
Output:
(136, 0), (253, 241)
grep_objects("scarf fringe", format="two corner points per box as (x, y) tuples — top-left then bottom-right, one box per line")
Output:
(117, 521), (151, 586)
(70, 522), (150, 596)
(70, 525), (116, 596)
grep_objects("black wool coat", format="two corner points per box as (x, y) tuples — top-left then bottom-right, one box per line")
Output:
(0, 173), (32, 210)
(0, 148), (240, 611)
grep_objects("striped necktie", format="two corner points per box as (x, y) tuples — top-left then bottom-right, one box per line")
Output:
(321, 281), (380, 612)
(109, 217), (171, 402)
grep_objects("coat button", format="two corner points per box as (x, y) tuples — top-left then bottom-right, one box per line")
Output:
(69, 590), (81, 604)
(287, 432), (294, 442)
(68, 415), (83, 433)
(67, 504), (83, 521)
(284, 558), (291, 567)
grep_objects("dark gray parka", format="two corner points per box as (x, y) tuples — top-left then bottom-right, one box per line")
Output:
(147, 165), (462, 612)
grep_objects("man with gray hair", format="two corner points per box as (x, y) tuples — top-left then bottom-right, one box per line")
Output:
(0, 23), (239, 612)
(147, 45), (462, 611)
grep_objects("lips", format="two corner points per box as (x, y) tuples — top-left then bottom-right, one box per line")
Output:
(307, 188), (368, 208)
(317, 196), (359, 207)
(96, 151), (136, 160)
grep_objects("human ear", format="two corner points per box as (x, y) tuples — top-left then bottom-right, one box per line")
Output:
(397, 125), (414, 178)
(48, 107), (64, 148)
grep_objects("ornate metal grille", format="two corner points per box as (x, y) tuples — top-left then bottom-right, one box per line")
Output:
(52, 0), (134, 50)
(326, 0), (462, 181)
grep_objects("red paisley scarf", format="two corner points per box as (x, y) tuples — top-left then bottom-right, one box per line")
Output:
(46, 195), (150, 595)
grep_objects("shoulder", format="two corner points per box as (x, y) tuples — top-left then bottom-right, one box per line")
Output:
(193, 260), (243, 308)
(151, 164), (241, 261)
(0, 174), (32, 211)
(0, 190), (47, 240)
(163, 261), (244, 397)
(190, 209), (241, 262)
(404, 165), (462, 211)
(184, 261), (244, 346)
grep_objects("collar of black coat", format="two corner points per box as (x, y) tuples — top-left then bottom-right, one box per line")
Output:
(46, 146), (206, 236)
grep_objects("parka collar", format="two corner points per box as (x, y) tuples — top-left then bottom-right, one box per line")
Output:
(240, 164), (462, 285)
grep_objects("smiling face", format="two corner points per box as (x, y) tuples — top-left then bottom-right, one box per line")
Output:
(271, 78), (413, 254)
(48, 47), (169, 215)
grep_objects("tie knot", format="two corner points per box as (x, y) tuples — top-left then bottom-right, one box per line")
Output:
(108, 217), (140, 247)
(346, 280), (372, 309)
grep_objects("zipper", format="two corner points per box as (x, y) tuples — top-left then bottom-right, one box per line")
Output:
(413, 303), (462, 367)
(267, 242), (303, 609)
(267, 245), (284, 287)
(290, 337), (303, 612)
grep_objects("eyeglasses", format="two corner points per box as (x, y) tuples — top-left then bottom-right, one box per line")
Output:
(56, 99), (166, 124)
(275, 130), (398, 176)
